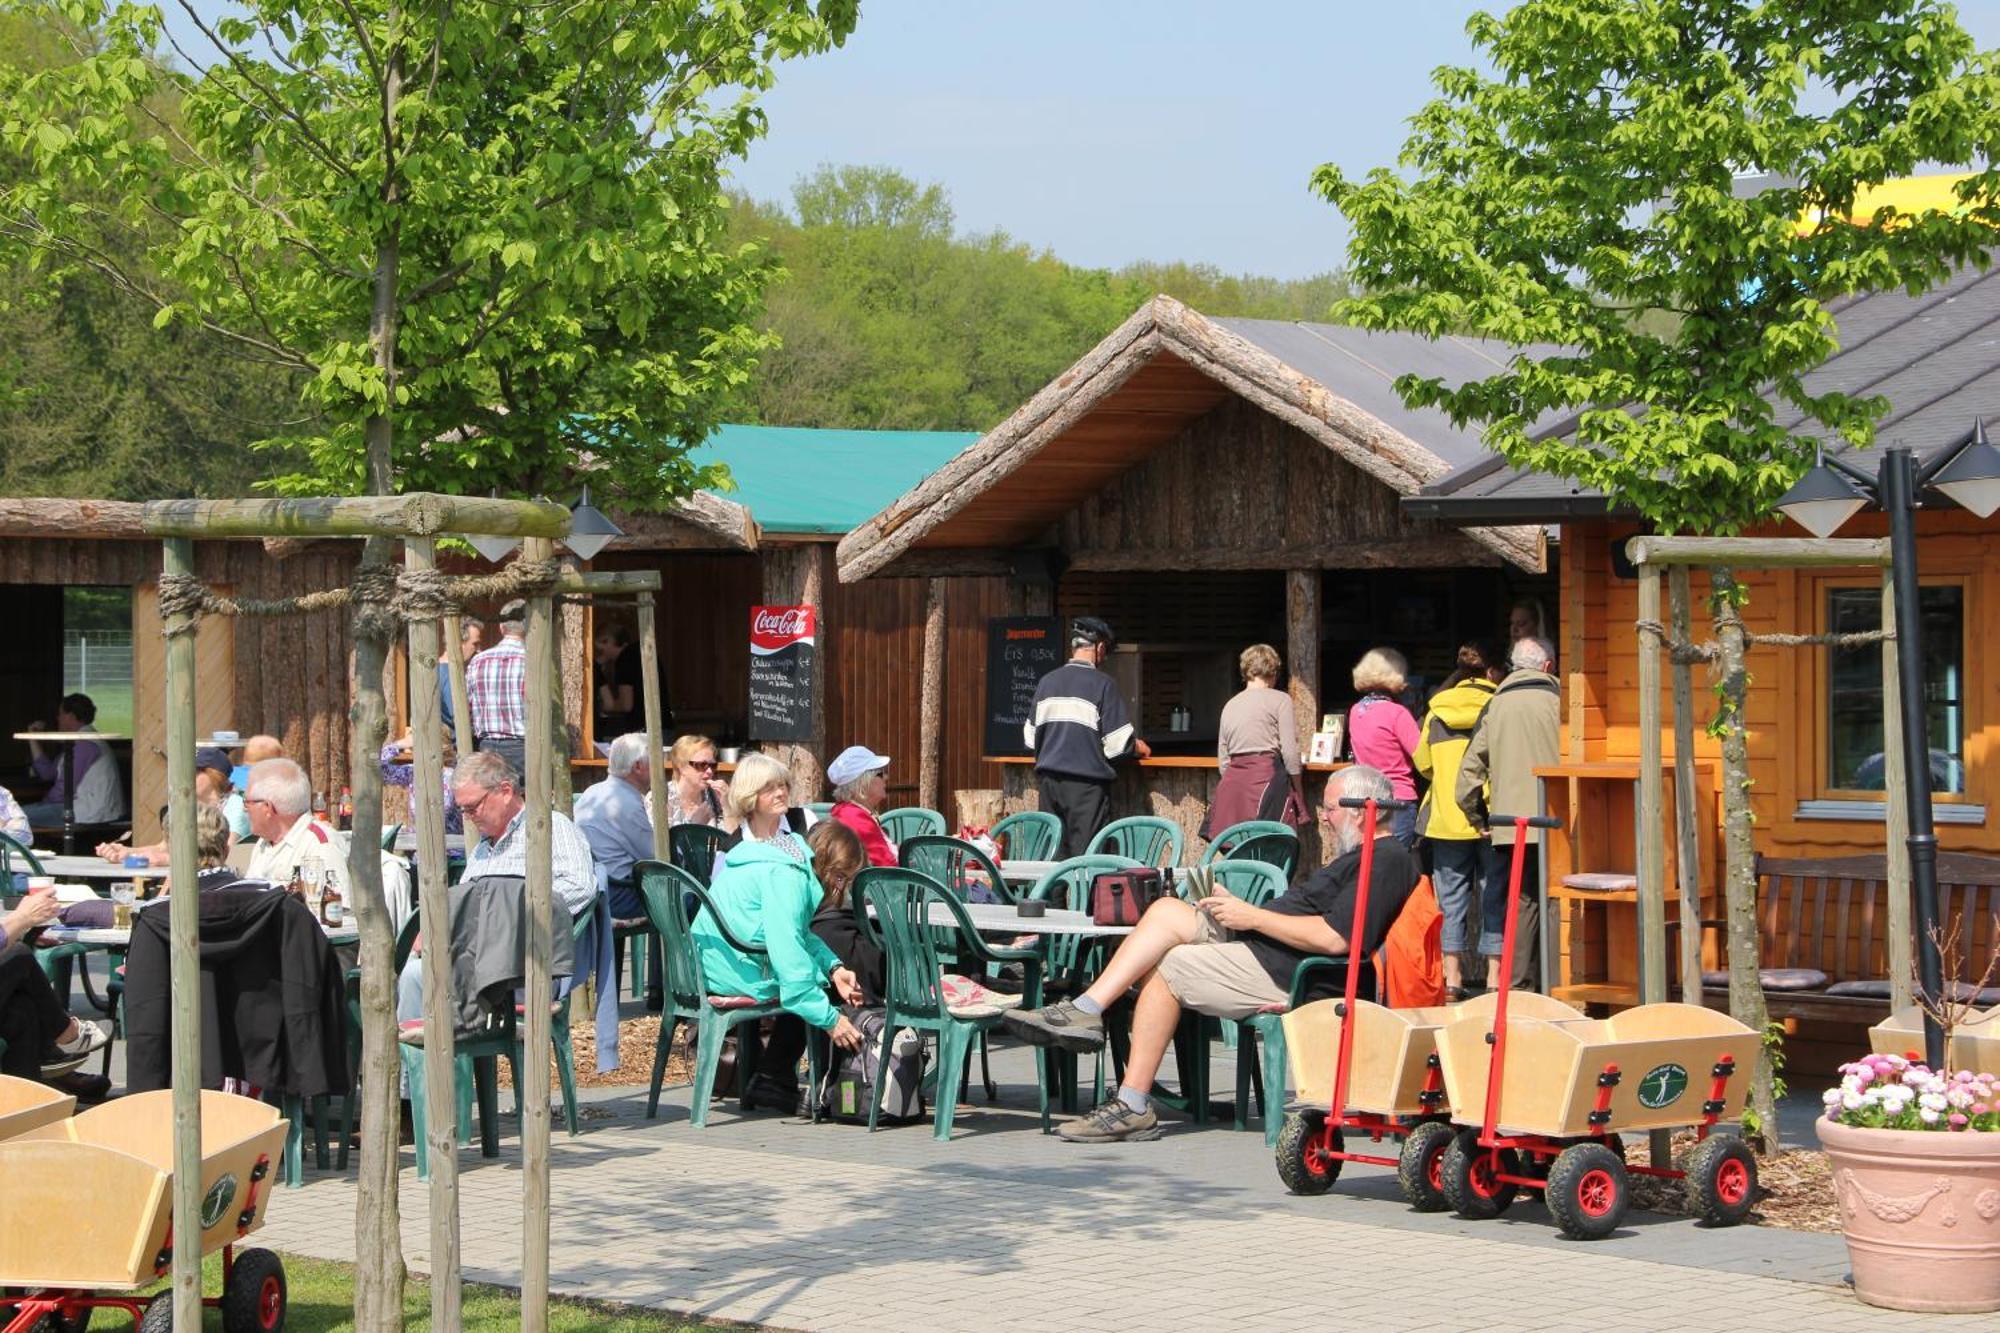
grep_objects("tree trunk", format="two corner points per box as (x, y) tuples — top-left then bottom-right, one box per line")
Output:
(352, 24), (407, 1322)
(1708, 567), (1779, 1153)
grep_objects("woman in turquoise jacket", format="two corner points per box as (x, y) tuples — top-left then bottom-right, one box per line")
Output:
(694, 752), (863, 1110)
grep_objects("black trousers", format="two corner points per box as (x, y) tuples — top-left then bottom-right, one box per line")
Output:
(1038, 772), (1113, 861)
(0, 943), (71, 1080)
(757, 912), (883, 1084)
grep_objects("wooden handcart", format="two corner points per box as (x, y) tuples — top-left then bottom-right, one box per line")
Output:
(0, 1090), (292, 1332)
(0, 1077), (74, 1144)
(1432, 817), (1763, 1239)
(1871, 1003), (2000, 1074)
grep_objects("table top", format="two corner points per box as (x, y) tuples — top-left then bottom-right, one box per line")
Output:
(40, 920), (360, 948)
(999, 860), (1187, 884)
(12, 731), (130, 743)
(392, 830), (468, 854)
(945, 902), (1131, 937)
(31, 854), (171, 881)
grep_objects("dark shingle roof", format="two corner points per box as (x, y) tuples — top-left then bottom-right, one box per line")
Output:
(1410, 257), (2000, 521)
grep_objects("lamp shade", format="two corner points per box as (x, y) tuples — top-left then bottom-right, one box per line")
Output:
(1775, 461), (1868, 538)
(561, 485), (622, 561)
(1932, 422), (2000, 519)
(467, 532), (522, 563)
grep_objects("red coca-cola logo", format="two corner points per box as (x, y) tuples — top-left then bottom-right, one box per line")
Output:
(750, 605), (814, 652)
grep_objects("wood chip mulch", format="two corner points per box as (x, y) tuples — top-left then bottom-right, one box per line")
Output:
(496, 1012), (693, 1092)
(1621, 1129), (1839, 1232)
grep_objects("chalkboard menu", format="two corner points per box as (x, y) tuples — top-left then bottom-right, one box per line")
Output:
(985, 617), (1063, 756)
(748, 605), (816, 742)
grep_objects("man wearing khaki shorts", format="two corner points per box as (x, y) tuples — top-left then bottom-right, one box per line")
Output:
(1005, 764), (1420, 1142)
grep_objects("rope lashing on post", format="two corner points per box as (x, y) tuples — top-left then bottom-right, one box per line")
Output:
(155, 558), (562, 636)
(1634, 618), (1891, 664)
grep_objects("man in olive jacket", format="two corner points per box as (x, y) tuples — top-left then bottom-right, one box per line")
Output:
(1456, 636), (1560, 991)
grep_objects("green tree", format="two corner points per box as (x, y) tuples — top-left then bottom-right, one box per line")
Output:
(1316, 0), (2000, 1150)
(0, 2), (853, 1323)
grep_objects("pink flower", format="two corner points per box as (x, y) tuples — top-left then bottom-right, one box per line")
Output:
(1950, 1113), (1969, 1128)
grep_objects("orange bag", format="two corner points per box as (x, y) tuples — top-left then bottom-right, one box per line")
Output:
(1378, 875), (1445, 1008)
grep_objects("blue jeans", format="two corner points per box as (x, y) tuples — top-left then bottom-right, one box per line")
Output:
(1388, 801), (1419, 849)
(1480, 841), (1541, 990)
(1427, 838), (1491, 956)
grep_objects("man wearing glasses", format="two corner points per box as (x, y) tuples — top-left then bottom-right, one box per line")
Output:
(243, 757), (345, 894)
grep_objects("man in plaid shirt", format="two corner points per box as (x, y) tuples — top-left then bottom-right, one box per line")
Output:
(466, 600), (530, 778)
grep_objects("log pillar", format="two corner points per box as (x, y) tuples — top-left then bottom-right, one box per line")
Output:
(919, 577), (947, 813)
(760, 543), (829, 801)
(1882, 569), (1913, 1010)
(520, 538), (556, 1332)
(161, 536), (203, 1330)
(1284, 570), (1320, 746)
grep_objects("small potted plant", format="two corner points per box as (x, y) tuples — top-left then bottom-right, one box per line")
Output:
(1817, 925), (2000, 1312)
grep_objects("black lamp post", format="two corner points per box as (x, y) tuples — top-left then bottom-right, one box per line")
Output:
(1775, 423), (2000, 1070)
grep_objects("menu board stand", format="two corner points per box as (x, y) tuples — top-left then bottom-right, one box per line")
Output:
(984, 617), (1063, 755)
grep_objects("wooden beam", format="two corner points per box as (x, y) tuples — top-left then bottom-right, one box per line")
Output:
(919, 578), (947, 812)
(554, 569), (663, 594)
(406, 538), (462, 1329)
(1667, 564), (1703, 1006)
(143, 493), (570, 539)
(161, 536), (204, 1331)
(601, 493), (758, 553)
(1882, 568), (1914, 1010)
(1064, 540), (1504, 573)
(0, 498), (146, 537)
(520, 536), (555, 1333)
(865, 549), (1021, 580)
(639, 591), (670, 863)
(1626, 535), (1891, 569)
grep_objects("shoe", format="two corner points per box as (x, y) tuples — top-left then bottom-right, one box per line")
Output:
(644, 991), (665, 1014)
(1002, 1002), (1105, 1054)
(1058, 1096), (1162, 1143)
(42, 1019), (109, 1075)
(742, 1072), (799, 1113)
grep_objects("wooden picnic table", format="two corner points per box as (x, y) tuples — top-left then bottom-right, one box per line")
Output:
(29, 854), (170, 882)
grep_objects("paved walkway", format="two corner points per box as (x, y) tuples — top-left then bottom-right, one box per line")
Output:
(251, 1042), (1992, 1333)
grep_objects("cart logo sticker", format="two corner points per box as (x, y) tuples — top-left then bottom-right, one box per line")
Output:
(1637, 1063), (1689, 1109)
(201, 1174), (238, 1229)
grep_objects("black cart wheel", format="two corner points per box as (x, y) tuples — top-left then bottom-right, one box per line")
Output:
(1274, 1110), (1342, 1195)
(1683, 1135), (1759, 1226)
(223, 1249), (287, 1333)
(138, 1295), (174, 1333)
(1546, 1142), (1629, 1240)
(1396, 1120), (1455, 1212)
(22, 1312), (92, 1333)
(1440, 1126), (1518, 1219)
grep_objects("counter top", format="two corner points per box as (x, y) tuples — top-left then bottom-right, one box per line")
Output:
(983, 755), (1349, 774)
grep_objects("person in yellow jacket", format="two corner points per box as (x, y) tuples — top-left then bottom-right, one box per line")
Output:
(1414, 644), (1503, 998)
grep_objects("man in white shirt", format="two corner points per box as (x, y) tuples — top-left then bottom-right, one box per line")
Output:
(243, 758), (344, 891)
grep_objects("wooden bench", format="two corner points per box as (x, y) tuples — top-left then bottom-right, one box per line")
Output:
(1698, 852), (2000, 1024)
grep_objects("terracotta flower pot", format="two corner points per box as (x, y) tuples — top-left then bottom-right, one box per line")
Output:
(1817, 1115), (2000, 1312)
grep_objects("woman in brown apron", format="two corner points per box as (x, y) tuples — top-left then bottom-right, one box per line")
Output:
(1201, 643), (1309, 840)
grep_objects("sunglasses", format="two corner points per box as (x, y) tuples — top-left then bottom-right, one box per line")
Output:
(686, 760), (717, 771)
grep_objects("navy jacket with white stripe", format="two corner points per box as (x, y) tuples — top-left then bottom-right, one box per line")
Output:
(1026, 660), (1137, 782)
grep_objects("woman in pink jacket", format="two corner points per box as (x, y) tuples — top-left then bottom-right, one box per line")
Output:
(825, 745), (897, 867)
(1346, 647), (1421, 847)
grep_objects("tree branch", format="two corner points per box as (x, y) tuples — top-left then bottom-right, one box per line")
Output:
(170, 0), (362, 184)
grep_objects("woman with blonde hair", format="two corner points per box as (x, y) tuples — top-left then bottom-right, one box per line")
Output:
(1347, 647), (1421, 847)
(693, 752), (863, 1110)
(663, 734), (732, 829)
(1203, 643), (1307, 839)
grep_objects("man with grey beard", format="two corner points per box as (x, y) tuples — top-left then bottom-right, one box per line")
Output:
(1005, 764), (1420, 1142)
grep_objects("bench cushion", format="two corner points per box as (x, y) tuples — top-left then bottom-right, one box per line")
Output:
(1562, 872), (1637, 892)
(1702, 967), (1830, 991)
(1823, 979), (1892, 999)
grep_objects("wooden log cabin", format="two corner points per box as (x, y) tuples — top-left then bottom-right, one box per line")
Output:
(1407, 258), (2000, 1068)
(836, 295), (1555, 859)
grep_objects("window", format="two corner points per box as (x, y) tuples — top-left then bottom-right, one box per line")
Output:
(1825, 585), (1965, 796)
(63, 586), (134, 738)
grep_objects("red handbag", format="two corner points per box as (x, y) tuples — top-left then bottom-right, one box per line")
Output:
(1088, 868), (1167, 927)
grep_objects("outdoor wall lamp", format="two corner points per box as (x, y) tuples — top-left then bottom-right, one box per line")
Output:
(467, 488), (525, 562)
(1775, 421), (2000, 1069)
(561, 485), (622, 561)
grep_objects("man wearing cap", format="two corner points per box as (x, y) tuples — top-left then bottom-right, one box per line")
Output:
(826, 745), (897, 867)
(1027, 617), (1150, 859)
(466, 600), (530, 778)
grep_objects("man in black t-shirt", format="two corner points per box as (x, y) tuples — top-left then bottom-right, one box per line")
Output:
(1004, 765), (1419, 1143)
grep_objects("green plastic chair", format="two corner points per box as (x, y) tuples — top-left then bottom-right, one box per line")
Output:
(669, 822), (731, 887)
(1087, 816), (1183, 869)
(338, 913), (421, 1171)
(878, 807), (946, 844)
(636, 859), (821, 1127)
(898, 834), (1015, 905)
(992, 811), (1061, 862)
(0, 831), (45, 880)
(1216, 831), (1299, 881)
(380, 823), (403, 853)
(1024, 854), (1138, 1129)
(857, 867), (1040, 1141)
(1198, 820), (1295, 866)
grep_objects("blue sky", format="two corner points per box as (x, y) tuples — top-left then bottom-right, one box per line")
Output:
(169, 2), (2000, 280)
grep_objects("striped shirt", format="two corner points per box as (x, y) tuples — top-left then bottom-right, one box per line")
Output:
(464, 806), (599, 916)
(465, 635), (528, 740)
(1026, 660), (1136, 783)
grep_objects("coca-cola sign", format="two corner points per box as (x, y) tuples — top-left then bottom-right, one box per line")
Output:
(748, 604), (816, 741)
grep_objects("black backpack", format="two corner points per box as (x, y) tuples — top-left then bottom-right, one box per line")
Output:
(815, 1006), (926, 1123)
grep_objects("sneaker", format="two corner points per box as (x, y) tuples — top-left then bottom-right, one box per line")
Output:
(1058, 1096), (1162, 1143)
(1002, 1002), (1105, 1054)
(42, 1019), (109, 1074)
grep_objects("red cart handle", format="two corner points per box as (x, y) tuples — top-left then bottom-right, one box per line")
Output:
(1326, 796), (1405, 1117)
(1478, 814), (1563, 1146)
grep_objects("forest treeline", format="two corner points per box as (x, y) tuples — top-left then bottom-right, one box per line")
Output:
(1, 18), (1351, 498)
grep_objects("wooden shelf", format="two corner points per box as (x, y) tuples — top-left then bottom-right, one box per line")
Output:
(1535, 761), (1716, 781)
(1552, 982), (1640, 1007)
(1551, 886), (1639, 903)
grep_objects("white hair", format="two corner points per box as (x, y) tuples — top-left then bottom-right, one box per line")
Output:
(245, 757), (312, 818)
(607, 732), (650, 779)
(1327, 764), (1394, 856)
(1510, 636), (1555, 672)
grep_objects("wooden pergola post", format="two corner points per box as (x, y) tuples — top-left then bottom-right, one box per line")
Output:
(520, 535), (556, 1333)
(919, 577), (946, 812)
(1881, 568), (1914, 1009)
(1667, 565), (1703, 1004)
(638, 589), (670, 863)
(1285, 569), (1321, 863)
(161, 536), (203, 1330)
(406, 537), (462, 1328)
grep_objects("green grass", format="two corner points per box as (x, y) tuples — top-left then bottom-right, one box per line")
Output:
(124, 1252), (733, 1331)
(61, 682), (132, 740)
